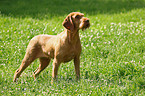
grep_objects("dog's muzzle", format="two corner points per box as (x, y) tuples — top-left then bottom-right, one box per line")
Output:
(85, 19), (90, 28)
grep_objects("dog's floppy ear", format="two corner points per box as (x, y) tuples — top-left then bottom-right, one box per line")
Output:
(62, 15), (74, 31)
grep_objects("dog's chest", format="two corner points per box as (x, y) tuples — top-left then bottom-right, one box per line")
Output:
(55, 38), (81, 63)
(63, 52), (75, 63)
(62, 47), (76, 63)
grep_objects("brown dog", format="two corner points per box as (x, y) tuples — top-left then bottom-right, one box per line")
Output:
(13, 12), (90, 82)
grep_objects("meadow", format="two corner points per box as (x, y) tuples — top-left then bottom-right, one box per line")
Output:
(0, 0), (145, 95)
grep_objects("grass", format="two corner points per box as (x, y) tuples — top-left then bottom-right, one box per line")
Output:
(0, 0), (145, 95)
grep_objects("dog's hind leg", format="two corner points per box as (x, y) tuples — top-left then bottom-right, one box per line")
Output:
(33, 57), (51, 79)
(13, 56), (36, 82)
(13, 42), (39, 82)
(13, 50), (38, 82)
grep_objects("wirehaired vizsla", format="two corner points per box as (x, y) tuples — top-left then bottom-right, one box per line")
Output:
(13, 12), (90, 82)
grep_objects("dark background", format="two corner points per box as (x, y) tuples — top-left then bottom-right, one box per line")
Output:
(0, 0), (145, 19)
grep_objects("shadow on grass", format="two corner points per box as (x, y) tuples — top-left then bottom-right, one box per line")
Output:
(0, 0), (145, 19)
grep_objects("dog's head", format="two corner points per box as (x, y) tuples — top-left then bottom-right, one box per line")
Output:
(62, 12), (90, 31)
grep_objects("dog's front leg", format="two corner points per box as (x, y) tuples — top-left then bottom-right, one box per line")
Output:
(74, 56), (80, 80)
(52, 58), (60, 81)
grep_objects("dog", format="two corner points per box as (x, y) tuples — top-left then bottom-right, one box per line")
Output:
(13, 12), (90, 82)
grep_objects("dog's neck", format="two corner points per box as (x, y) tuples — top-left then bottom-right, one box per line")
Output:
(64, 29), (80, 44)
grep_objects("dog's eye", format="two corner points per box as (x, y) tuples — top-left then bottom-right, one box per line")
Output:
(75, 15), (81, 19)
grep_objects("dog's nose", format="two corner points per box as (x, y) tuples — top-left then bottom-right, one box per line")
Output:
(85, 19), (89, 22)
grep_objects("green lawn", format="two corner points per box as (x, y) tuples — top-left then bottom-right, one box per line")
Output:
(0, 0), (145, 95)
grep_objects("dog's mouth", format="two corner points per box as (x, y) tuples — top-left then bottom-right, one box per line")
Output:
(79, 18), (90, 31)
(86, 23), (90, 28)
(82, 22), (90, 31)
